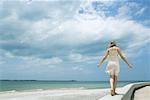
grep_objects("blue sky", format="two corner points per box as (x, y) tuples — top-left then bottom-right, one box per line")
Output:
(0, 0), (150, 81)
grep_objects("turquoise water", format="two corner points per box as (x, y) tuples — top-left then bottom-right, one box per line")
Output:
(0, 80), (133, 92)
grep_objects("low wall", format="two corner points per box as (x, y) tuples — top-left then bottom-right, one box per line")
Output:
(99, 82), (150, 100)
(121, 82), (150, 100)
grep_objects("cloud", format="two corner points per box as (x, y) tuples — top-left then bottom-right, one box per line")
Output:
(135, 7), (146, 16)
(0, 0), (149, 80)
(68, 53), (99, 63)
(1, 0), (149, 58)
(24, 56), (63, 65)
(0, 48), (63, 69)
(72, 66), (83, 71)
(0, 0), (149, 63)
(117, 5), (131, 19)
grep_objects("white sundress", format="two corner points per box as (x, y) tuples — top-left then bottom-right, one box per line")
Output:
(106, 48), (120, 76)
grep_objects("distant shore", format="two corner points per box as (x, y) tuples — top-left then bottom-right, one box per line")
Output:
(0, 80), (149, 82)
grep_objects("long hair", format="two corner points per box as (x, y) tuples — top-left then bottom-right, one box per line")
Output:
(109, 41), (117, 48)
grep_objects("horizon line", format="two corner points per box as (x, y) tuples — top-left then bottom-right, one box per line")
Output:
(0, 80), (149, 82)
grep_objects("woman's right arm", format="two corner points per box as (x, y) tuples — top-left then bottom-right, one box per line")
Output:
(117, 48), (132, 68)
(97, 49), (109, 67)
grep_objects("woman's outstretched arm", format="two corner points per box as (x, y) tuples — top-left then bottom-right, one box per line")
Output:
(117, 48), (132, 68)
(97, 49), (109, 67)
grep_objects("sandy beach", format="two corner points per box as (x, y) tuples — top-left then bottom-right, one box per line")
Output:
(0, 88), (110, 100)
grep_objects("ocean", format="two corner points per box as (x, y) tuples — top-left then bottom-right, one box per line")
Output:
(0, 80), (134, 92)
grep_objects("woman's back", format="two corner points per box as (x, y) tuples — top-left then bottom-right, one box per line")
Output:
(108, 47), (119, 61)
(106, 46), (120, 76)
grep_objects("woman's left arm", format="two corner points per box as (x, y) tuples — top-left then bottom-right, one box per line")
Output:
(117, 48), (132, 68)
(97, 49), (109, 67)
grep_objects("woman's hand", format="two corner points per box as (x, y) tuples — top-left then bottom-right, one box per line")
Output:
(97, 64), (101, 67)
(128, 64), (132, 68)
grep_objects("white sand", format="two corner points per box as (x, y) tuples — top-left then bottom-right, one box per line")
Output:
(0, 88), (110, 100)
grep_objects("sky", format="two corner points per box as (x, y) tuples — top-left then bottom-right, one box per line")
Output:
(0, 0), (150, 81)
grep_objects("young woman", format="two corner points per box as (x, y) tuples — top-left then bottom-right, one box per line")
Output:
(97, 41), (132, 96)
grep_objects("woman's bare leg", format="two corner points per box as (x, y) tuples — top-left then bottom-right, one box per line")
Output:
(112, 75), (115, 93)
(109, 75), (113, 95)
(110, 75), (115, 95)
(114, 75), (117, 94)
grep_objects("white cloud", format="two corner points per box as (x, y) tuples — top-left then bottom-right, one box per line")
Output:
(0, 0), (4, 5)
(1, 1), (150, 61)
(1, 0), (149, 59)
(0, 0), (149, 80)
(135, 7), (146, 16)
(0, 49), (63, 67)
(117, 5), (131, 19)
(68, 53), (99, 63)
(2, 0), (149, 47)
(53, 17), (150, 46)
(124, 35), (150, 58)
(72, 66), (83, 71)
(22, 56), (63, 66)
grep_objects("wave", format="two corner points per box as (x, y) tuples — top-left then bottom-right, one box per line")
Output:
(0, 90), (16, 94)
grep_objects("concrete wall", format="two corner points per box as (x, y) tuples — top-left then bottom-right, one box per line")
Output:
(99, 82), (150, 100)
(121, 82), (150, 100)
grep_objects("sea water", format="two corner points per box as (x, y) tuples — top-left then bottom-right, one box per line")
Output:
(0, 80), (133, 92)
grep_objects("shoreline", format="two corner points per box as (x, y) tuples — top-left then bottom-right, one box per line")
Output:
(0, 88), (110, 100)
(0, 80), (136, 92)
(0, 82), (149, 100)
(0, 85), (127, 94)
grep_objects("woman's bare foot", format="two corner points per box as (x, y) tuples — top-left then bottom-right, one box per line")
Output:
(114, 92), (118, 95)
(111, 90), (115, 96)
